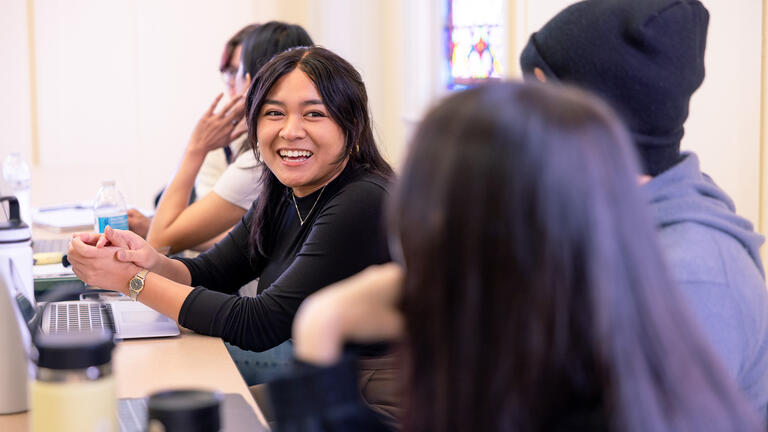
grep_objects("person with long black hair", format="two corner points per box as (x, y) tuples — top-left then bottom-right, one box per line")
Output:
(67, 46), (400, 420)
(146, 22), (314, 254)
(269, 81), (762, 431)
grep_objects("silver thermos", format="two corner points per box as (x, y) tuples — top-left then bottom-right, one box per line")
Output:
(0, 195), (34, 414)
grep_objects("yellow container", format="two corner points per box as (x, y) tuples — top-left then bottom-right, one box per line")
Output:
(30, 371), (117, 432)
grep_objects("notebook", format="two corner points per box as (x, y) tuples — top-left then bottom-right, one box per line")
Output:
(32, 206), (94, 232)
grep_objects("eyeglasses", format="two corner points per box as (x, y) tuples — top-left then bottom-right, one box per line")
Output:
(221, 66), (238, 85)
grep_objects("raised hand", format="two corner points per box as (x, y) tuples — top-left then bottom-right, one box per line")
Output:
(187, 93), (246, 157)
(230, 117), (248, 141)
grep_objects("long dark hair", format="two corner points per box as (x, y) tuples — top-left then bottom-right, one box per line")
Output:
(240, 21), (313, 79)
(246, 46), (393, 254)
(392, 82), (759, 431)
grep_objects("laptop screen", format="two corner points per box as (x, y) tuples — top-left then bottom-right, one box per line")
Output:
(14, 290), (35, 333)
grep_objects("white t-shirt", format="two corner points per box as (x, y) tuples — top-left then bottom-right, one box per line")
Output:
(212, 149), (262, 210)
(195, 136), (248, 198)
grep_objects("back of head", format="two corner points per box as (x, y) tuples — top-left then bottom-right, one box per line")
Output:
(520, 0), (709, 176)
(240, 21), (313, 79)
(393, 81), (759, 432)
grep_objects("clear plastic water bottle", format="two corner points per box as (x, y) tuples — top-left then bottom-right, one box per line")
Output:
(2, 153), (31, 225)
(93, 180), (129, 233)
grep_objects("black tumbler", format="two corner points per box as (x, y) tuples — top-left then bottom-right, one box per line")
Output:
(147, 389), (221, 432)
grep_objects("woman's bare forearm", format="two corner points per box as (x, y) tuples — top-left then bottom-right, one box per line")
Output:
(147, 150), (206, 251)
(147, 254), (193, 286)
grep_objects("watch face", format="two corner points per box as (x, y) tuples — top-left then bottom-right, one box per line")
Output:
(130, 278), (143, 291)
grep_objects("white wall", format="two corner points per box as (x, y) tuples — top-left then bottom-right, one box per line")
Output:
(683, 0), (762, 228)
(0, 0), (33, 181)
(6, 0), (257, 210)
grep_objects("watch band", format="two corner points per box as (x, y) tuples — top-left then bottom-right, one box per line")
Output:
(129, 268), (149, 301)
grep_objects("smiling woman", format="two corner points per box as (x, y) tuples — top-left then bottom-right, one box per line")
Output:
(67, 46), (399, 422)
(257, 68), (348, 198)
(246, 46), (392, 255)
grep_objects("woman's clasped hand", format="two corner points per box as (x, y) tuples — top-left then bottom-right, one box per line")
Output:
(68, 226), (162, 294)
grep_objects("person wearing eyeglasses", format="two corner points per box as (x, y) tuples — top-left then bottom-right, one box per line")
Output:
(193, 23), (262, 200)
(127, 24), (257, 238)
(128, 23), (313, 256)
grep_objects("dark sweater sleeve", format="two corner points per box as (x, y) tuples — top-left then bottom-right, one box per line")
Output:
(177, 180), (391, 352)
(175, 209), (264, 293)
(269, 356), (391, 432)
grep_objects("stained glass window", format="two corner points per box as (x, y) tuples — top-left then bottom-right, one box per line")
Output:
(445, 0), (505, 90)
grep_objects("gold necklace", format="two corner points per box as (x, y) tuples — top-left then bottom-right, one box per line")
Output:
(292, 184), (327, 226)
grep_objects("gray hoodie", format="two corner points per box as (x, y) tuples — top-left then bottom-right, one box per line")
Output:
(645, 152), (768, 417)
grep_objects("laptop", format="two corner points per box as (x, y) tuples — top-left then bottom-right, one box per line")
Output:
(118, 393), (267, 432)
(13, 288), (179, 340)
(40, 298), (180, 339)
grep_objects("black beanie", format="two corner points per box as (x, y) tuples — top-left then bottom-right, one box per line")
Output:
(520, 0), (709, 176)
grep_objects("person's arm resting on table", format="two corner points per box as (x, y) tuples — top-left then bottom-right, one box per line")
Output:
(68, 228), (194, 320)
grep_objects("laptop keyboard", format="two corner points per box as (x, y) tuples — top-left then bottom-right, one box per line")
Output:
(118, 398), (148, 432)
(32, 238), (71, 254)
(47, 303), (116, 334)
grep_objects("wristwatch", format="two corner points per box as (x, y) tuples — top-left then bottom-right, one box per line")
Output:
(129, 269), (149, 301)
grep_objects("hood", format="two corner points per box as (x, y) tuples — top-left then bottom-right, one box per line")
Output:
(644, 152), (765, 277)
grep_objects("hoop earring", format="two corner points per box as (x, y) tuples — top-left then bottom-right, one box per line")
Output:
(256, 143), (264, 163)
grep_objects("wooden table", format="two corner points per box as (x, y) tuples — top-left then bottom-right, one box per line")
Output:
(0, 329), (268, 430)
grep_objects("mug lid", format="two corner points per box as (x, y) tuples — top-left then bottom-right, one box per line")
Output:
(0, 225), (31, 243)
(0, 196), (30, 243)
(148, 390), (221, 432)
(34, 332), (114, 369)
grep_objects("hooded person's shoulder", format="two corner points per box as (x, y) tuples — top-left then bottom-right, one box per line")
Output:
(645, 153), (765, 284)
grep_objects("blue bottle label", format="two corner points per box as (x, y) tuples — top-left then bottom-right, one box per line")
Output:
(97, 214), (129, 233)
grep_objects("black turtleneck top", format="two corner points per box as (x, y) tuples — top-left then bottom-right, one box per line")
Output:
(174, 165), (391, 355)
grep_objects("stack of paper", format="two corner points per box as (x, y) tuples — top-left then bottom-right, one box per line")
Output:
(33, 204), (93, 232)
(32, 263), (76, 279)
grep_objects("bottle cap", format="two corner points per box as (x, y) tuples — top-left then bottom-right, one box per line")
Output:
(148, 390), (221, 432)
(101, 180), (116, 187)
(0, 196), (30, 243)
(34, 332), (114, 370)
